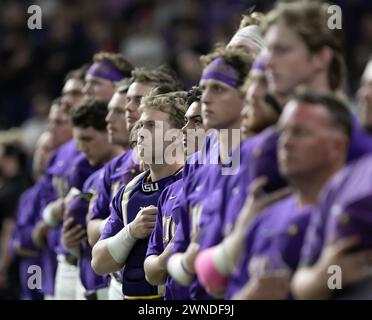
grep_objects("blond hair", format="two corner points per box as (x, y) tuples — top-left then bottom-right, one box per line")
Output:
(139, 91), (188, 129)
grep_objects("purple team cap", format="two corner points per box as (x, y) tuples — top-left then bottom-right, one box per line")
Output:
(66, 193), (92, 228)
(201, 57), (240, 88)
(249, 126), (288, 193)
(86, 60), (126, 82)
(326, 193), (372, 251)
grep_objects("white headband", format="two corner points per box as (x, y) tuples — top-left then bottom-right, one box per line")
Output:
(363, 60), (372, 82)
(227, 25), (265, 51)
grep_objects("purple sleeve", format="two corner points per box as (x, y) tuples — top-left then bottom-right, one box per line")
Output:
(99, 187), (125, 240)
(146, 195), (166, 258)
(298, 204), (325, 267)
(15, 183), (45, 252)
(91, 164), (112, 220)
(68, 154), (99, 191)
(171, 194), (190, 254)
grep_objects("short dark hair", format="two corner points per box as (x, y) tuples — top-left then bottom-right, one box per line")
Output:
(51, 97), (71, 115)
(186, 86), (202, 106)
(71, 98), (108, 131)
(291, 88), (352, 137)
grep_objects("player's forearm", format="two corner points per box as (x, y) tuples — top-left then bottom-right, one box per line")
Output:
(144, 254), (168, 286)
(91, 239), (123, 275)
(92, 224), (137, 275)
(87, 218), (107, 247)
(167, 252), (194, 287)
(291, 265), (331, 300)
(223, 231), (247, 271)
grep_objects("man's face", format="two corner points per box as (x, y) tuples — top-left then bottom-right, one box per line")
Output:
(125, 82), (154, 130)
(181, 101), (204, 156)
(264, 22), (318, 96)
(357, 60), (372, 132)
(82, 74), (116, 101)
(73, 127), (111, 166)
(137, 109), (181, 164)
(278, 101), (343, 180)
(200, 79), (244, 130)
(106, 92), (129, 146)
(241, 72), (279, 137)
(48, 104), (72, 147)
(61, 78), (84, 109)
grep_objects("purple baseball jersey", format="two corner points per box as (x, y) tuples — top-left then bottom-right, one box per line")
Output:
(301, 154), (372, 266)
(91, 149), (140, 221)
(67, 152), (99, 191)
(146, 179), (190, 300)
(55, 150), (100, 256)
(100, 168), (183, 298)
(226, 195), (313, 299)
(300, 154), (372, 299)
(69, 168), (109, 291)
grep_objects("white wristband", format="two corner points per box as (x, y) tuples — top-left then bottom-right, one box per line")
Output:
(106, 224), (137, 264)
(167, 253), (193, 287)
(42, 202), (60, 228)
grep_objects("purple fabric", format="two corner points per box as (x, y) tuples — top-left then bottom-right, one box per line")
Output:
(86, 60), (126, 82)
(76, 168), (109, 291)
(301, 153), (372, 268)
(197, 137), (257, 253)
(101, 169), (183, 297)
(146, 179), (190, 300)
(226, 195), (313, 299)
(201, 57), (240, 88)
(91, 150), (140, 221)
(248, 126), (288, 193)
(19, 257), (44, 300)
(171, 161), (228, 300)
(67, 153), (100, 192)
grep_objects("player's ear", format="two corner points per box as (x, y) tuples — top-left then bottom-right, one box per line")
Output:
(312, 46), (334, 72)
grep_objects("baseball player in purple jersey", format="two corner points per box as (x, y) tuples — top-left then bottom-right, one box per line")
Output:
(144, 87), (203, 300)
(167, 48), (254, 300)
(92, 92), (187, 299)
(11, 132), (56, 299)
(293, 153), (372, 299)
(195, 90), (352, 300)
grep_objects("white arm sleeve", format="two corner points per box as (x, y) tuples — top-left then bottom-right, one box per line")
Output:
(106, 224), (137, 264)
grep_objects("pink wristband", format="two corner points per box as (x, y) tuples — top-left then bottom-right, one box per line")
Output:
(195, 247), (229, 294)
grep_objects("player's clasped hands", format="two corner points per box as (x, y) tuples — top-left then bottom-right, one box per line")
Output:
(129, 205), (158, 239)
